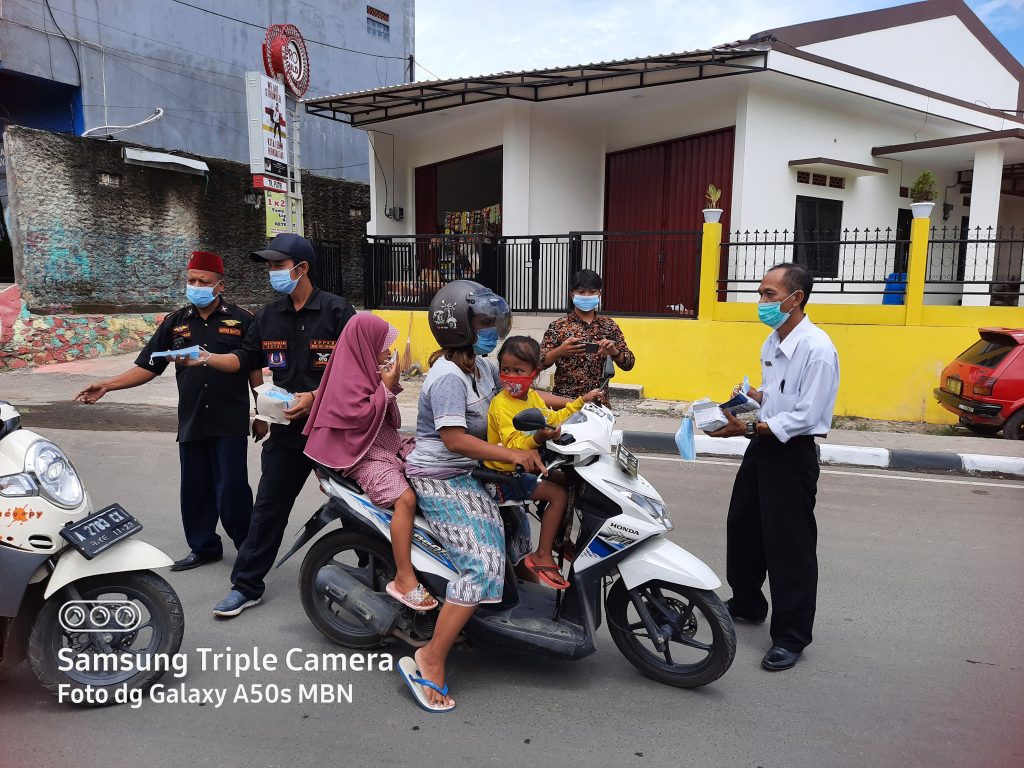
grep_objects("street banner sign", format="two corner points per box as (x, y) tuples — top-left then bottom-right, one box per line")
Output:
(253, 174), (288, 192)
(245, 72), (288, 179)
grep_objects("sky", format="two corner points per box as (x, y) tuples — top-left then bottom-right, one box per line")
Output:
(415, 0), (1024, 80)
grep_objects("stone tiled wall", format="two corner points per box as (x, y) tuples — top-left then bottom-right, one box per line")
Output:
(0, 285), (161, 371)
(4, 125), (370, 314)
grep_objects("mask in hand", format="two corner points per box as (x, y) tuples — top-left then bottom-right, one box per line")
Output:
(675, 414), (696, 470)
(500, 373), (534, 398)
(473, 327), (499, 356)
(572, 294), (600, 312)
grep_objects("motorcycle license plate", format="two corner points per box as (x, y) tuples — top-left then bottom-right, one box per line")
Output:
(60, 504), (143, 560)
(615, 444), (640, 478)
(946, 377), (962, 396)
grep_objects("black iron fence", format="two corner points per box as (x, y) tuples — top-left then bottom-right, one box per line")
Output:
(311, 239), (346, 297)
(926, 226), (1023, 305)
(722, 228), (911, 298)
(364, 231), (702, 317)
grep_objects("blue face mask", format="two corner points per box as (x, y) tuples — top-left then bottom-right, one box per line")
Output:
(757, 292), (796, 330)
(675, 415), (696, 462)
(270, 264), (302, 295)
(572, 294), (600, 312)
(186, 283), (219, 308)
(473, 327), (499, 356)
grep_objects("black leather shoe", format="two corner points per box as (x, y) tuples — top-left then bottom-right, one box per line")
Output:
(761, 645), (801, 671)
(170, 551), (223, 571)
(726, 600), (766, 625)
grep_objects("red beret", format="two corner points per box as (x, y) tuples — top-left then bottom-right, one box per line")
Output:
(188, 250), (224, 274)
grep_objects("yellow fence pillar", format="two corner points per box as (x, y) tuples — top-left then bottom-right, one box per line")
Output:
(698, 221), (722, 322)
(904, 218), (930, 325)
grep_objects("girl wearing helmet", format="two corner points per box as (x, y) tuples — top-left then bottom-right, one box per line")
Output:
(403, 281), (545, 711)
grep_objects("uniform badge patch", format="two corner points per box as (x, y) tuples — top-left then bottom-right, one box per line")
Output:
(172, 324), (190, 334)
(221, 319), (242, 327)
(312, 351), (332, 368)
(310, 340), (336, 351)
(267, 351), (287, 369)
(262, 340), (287, 351)
(218, 327), (242, 336)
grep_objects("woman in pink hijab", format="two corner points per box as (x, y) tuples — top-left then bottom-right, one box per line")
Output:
(304, 314), (437, 611)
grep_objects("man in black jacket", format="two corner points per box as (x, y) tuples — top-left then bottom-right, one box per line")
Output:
(188, 233), (355, 616)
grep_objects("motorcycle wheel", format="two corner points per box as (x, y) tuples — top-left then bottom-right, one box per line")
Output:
(28, 571), (185, 703)
(299, 531), (396, 649)
(606, 578), (736, 688)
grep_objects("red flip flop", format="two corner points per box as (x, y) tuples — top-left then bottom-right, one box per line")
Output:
(524, 553), (569, 590)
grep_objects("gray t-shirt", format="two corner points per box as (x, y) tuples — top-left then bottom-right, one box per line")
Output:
(406, 356), (499, 477)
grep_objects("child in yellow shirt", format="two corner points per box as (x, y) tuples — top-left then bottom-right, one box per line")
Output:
(486, 336), (601, 589)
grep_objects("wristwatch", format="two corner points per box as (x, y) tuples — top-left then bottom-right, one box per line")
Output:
(745, 421), (756, 439)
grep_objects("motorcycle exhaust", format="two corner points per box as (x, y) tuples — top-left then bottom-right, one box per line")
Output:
(315, 564), (400, 637)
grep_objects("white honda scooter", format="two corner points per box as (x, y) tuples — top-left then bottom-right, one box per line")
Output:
(0, 401), (184, 702)
(281, 362), (736, 688)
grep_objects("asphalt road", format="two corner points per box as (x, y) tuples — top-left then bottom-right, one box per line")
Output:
(1, 427), (1022, 768)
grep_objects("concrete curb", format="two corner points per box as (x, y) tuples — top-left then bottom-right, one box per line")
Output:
(621, 431), (1024, 478)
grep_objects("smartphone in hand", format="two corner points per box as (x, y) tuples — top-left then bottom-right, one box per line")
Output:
(583, 342), (600, 354)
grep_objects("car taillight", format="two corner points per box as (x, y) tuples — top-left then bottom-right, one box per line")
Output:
(973, 376), (998, 396)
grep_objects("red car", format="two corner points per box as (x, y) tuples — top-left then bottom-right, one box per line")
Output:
(934, 328), (1024, 440)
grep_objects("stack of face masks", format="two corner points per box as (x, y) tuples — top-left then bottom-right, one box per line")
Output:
(674, 414), (697, 471)
(149, 346), (201, 366)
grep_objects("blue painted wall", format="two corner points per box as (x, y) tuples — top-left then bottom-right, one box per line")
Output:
(0, 0), (414, 183)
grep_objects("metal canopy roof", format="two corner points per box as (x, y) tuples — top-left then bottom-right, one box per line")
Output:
(304, 44), (770, 128)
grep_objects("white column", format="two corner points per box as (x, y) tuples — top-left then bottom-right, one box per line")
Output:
(501, 102), (532, 236)
(963, 143), (1004, 306)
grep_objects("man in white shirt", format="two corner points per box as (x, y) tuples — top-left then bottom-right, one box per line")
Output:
(709, 262), (839, 671)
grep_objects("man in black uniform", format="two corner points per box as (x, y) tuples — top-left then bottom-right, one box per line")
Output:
(187, 233), (355, 616)
(75, 251), (264, 570)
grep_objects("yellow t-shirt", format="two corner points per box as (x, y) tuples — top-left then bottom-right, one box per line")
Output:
(485, 388), (584, 472)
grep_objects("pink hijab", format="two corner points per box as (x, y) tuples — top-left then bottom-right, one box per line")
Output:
(304, 314), (399, 470)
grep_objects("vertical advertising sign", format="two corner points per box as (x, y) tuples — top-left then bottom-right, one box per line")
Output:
(245, 72), (288, 179)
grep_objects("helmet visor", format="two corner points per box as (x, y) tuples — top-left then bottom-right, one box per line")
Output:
(468, 287), (512, 339)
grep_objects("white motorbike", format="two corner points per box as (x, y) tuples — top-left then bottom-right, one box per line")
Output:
(0, 401), (184, 701)
(281, 364), (736, 688)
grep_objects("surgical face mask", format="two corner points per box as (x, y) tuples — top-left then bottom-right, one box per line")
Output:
(270, 264), (302, 294)
(757, 291), (797, 330)
(675, 414), (696, 472)
(572, 294), (600, 312)
(500, 372), (534, 398)
(186, 282), (219, 308)
(473, 327), (499, 356)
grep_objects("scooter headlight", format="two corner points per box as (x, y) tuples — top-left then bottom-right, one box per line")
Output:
(605, 480), (669, 522)
(26, 440), (84, 509)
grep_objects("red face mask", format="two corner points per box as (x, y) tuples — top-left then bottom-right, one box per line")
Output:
(500, 373), (535, 397)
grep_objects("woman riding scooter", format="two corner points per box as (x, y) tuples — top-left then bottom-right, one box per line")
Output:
(398, 281), (545, 712)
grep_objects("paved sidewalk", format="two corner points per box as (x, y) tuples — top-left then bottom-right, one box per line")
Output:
(2, 352), (1021, 475)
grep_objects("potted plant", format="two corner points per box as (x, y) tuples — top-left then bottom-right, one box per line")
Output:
(703, 184), (723, 223)
(909, 171), (936, 219)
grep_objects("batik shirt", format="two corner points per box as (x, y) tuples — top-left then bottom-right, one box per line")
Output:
(540, 311), (636, 401)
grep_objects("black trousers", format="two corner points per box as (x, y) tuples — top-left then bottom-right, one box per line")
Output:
(178, 436), (253, 558)
(231, 439), (315, 600)
(726, 433), (820, 653)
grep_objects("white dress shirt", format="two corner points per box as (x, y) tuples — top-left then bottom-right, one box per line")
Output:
(759, 316), (840, 444)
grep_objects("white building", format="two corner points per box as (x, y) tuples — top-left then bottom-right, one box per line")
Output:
(305, 0), (1024, 311)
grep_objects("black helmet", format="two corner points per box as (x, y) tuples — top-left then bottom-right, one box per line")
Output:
(428, 280), (512, 349)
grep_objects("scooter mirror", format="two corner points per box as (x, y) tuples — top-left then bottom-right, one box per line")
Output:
(512, 408), (549, 432)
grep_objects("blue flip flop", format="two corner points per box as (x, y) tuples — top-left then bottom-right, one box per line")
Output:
(397, 656), (455, 713)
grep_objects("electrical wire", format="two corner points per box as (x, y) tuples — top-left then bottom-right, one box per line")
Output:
(304, 162), (369, 171)
(82, 107), (163, 136)
(168, 0), (409, 61)
(42, 0), (82, 130)
(368, 128), (396, 209)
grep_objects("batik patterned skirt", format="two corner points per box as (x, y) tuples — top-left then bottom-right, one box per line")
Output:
(409, 474), (531, 607)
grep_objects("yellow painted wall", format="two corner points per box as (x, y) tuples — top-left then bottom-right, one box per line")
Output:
(374, 308), (1020, 424)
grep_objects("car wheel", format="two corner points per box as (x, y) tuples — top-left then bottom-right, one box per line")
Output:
(1002, 409), (1024, 441)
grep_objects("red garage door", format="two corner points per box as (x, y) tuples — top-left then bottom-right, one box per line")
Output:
(603, 128), (734, 315)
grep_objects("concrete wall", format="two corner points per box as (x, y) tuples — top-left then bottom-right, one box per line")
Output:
(0, 0), (414, 183)
(4, 126), (369, 313)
